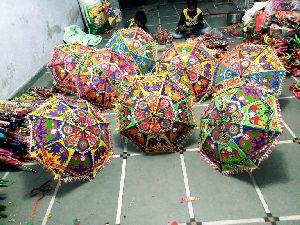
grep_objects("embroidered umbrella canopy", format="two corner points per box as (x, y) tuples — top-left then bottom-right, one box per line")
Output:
(75, 48), (137, 109)
(28, 95), (113, 183)
(212, 43), (286, 94)
(106, 27), (157, 74)
(48, 43), (94, 94)
(159, 40), (214, 102)
(117, 74), (195, 153)
(199, 82), (282, 174)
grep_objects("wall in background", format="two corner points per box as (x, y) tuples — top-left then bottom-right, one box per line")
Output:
(0, 0), (84, 99)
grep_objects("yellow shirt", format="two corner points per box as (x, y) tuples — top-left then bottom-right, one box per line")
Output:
(183, 8), (202, 26)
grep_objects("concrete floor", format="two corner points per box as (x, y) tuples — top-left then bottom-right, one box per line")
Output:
(1, 1), (300, 225)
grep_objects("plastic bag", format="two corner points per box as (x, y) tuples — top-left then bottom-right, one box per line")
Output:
(80, 0), (117, 34)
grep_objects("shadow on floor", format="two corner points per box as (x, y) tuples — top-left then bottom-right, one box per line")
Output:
(112, 133), (125, 150)
(231, 150), (290, 187)
(55, 180), (86, 198)
(279, 98), (292, 110)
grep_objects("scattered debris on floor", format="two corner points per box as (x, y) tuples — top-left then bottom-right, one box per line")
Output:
(170, 221), (179, 225)
(180, 196), (200, 203)
(73, 218), (80, 225)
(28, 180), (53, 223)
(293, 138), (300, 144)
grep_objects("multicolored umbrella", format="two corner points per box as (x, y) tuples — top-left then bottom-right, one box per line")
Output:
(28, 95), (113, 183)
(117, 74), (195, 153)
(159, 40), (214, 102)
(212, 43), (286, 93)
(199, 82), (282, 174)
(0, 100), (35, 161)
(106, 27), (157, 74)
(48, 43), (94, 94)
(75, 48), (137, 109)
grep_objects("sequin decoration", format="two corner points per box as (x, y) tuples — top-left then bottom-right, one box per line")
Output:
(199, 82), (283, 174)
(28, 95), (114, 183)
(117, 74), (195, 153)
(159, 39), (215, 102)
(106, 27), (157, 74)
(213, 43), (286, 94)
(75, 48), (137, 110)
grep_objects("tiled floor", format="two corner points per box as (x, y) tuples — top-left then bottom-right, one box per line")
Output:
(1, 1), (300, 225)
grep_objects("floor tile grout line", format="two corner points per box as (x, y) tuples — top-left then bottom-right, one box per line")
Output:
(193, 103), (209, 107)
(248, 172), (271, 214)
(1, 171), (10, 179)
(163, 21), (178, 25)
(202, 217), (266, 225)
(291, 76), (300, 82)
(157, 10), (161, 27)
(161, 15), (179, 18)
(173, 4), (180, 16)
(282, 120), (297, 139)
(178, 215), (300, 225)
(179, 154), (195, 220)
(41, 182), (60, 225)
(279, 215), (300, 221)
(115, 140), (128, 225)
(278, 140), (294, 144)
(279, 96), (296, 99)
(22, 138), (296, 165)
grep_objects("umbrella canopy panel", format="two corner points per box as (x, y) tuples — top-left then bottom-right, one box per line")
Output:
(159, 40), (215, 103)
(213, 44), (286, 94)
(106, 27), (157, 74)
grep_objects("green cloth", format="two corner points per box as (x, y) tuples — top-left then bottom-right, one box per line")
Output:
(63, 25), (102, 46)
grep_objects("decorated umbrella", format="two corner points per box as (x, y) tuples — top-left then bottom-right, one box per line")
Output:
(106, 27), (157, 74)
(199, 82), (282, 174)
(48, 43), (95, 94)
(159, 40), (214, 102)
(28, 95), (113, 183)
(75, 48), (137, 109)
(212, 43), (286, 94)
(117, 74), (195, 153)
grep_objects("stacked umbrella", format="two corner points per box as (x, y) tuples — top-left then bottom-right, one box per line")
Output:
(48, 43), (137, 110)
(199, 43), (285, 174)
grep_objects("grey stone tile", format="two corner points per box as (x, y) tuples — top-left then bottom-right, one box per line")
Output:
(121, 154), (190, 225)
(185, 152), (266, 221)
(253, 143), (300, 216)
(48, 158), (122, 225)
(1, 165), (55, 224)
